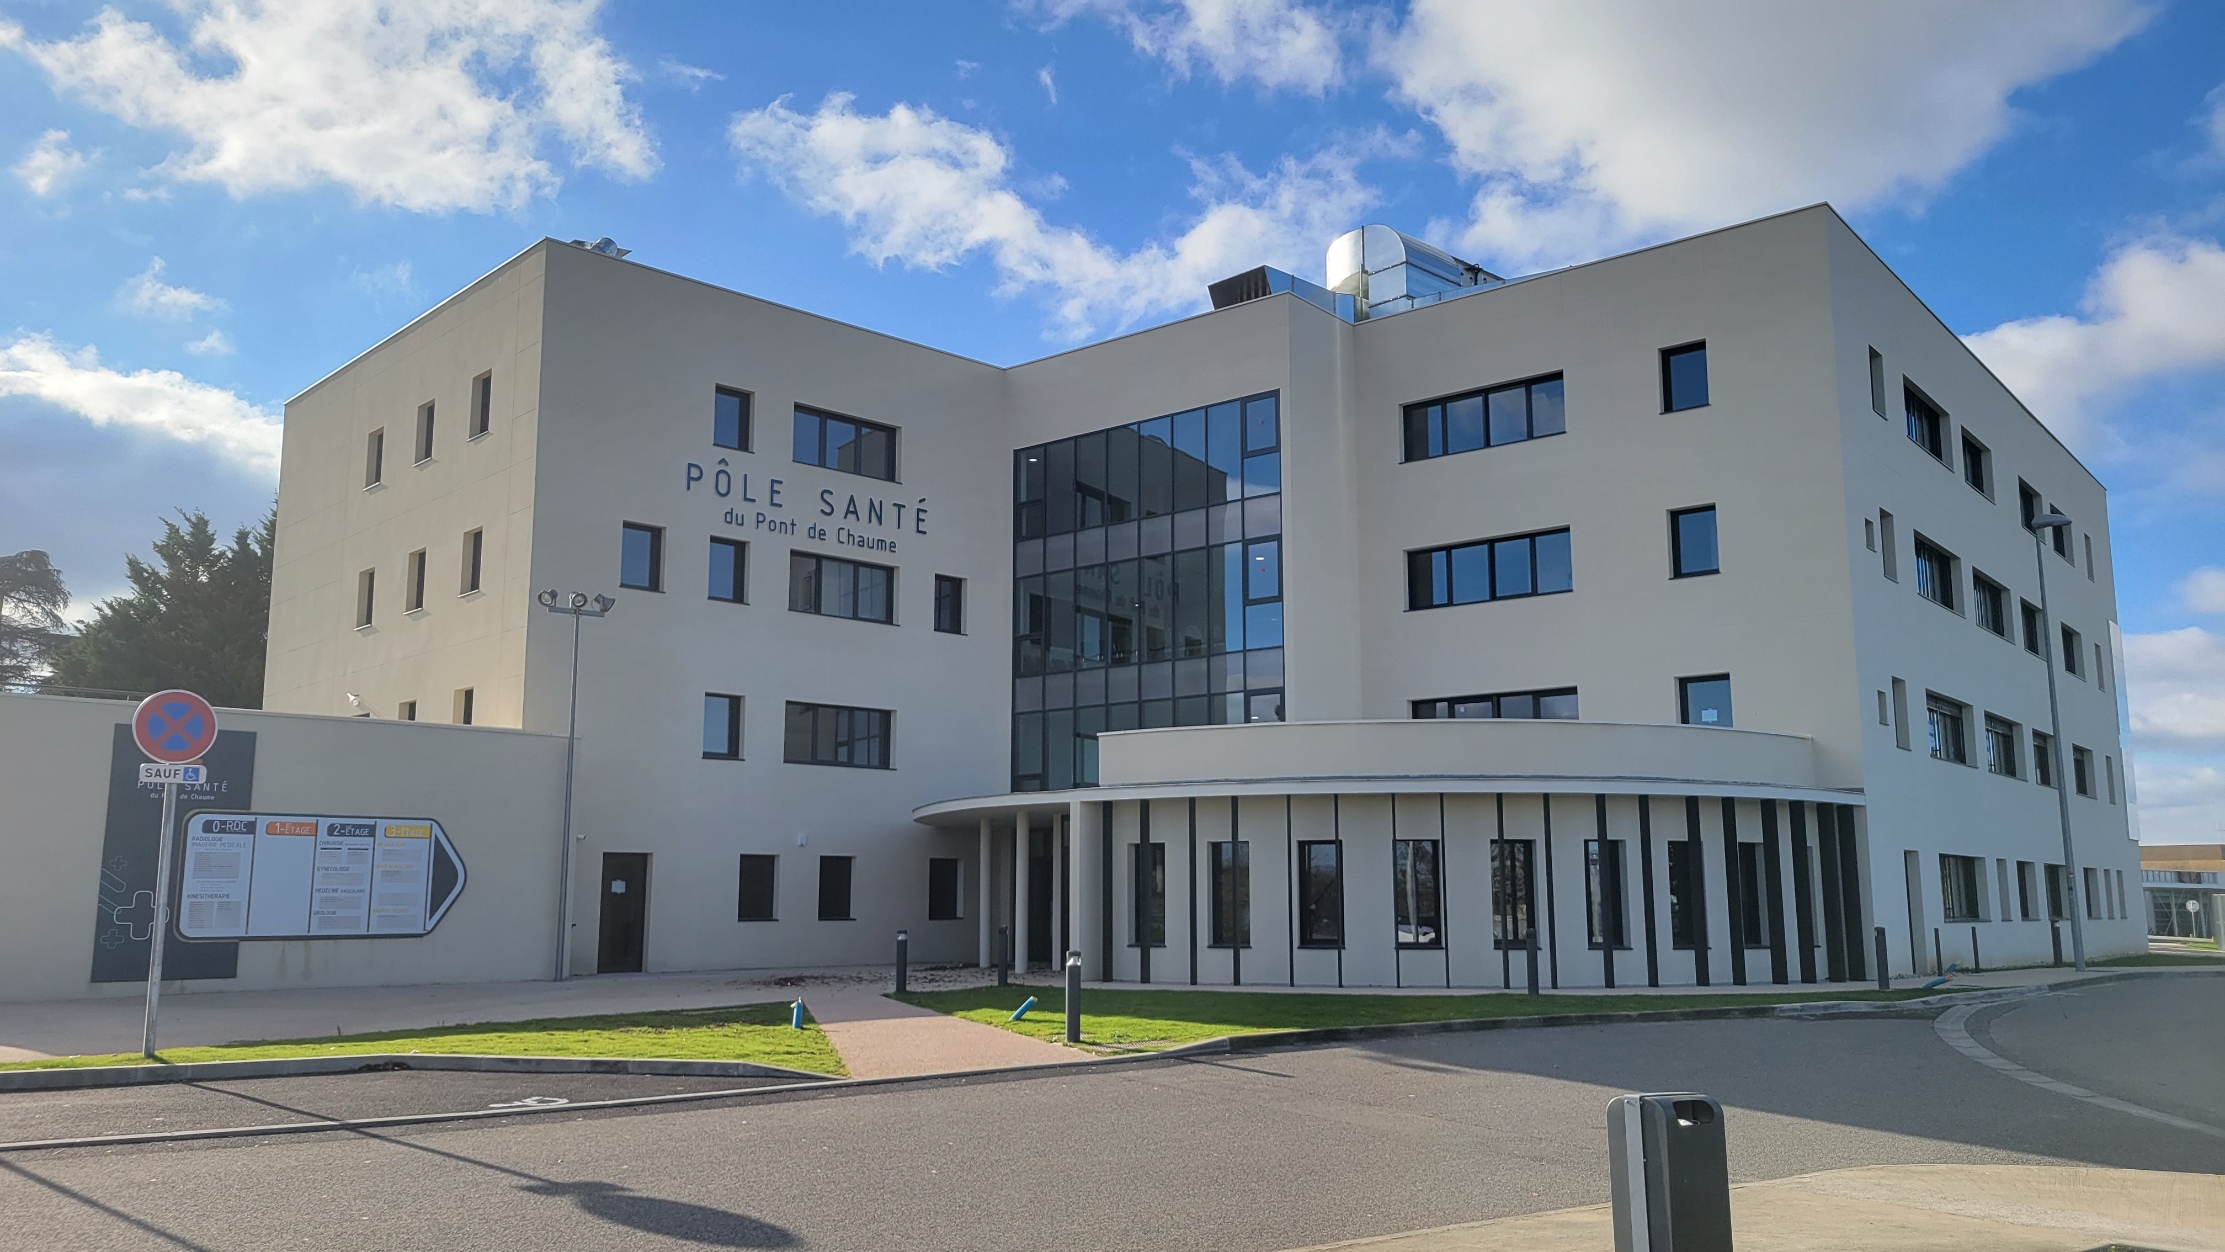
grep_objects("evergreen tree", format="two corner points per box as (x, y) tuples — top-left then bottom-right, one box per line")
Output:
(51, 509), (275, 708)
(0, 550), (69, 688)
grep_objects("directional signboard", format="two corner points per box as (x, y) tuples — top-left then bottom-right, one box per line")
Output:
(175, 812), (466, 941)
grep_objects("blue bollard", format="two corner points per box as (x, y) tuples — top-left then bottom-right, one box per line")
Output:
(790, 999), (804, 1030)
(1009, 996), (1038, 1022)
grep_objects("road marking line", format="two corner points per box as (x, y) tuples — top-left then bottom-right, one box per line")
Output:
(1933, 1002), (2225, 1141)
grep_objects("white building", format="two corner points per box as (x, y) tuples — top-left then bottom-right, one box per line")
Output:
(259, 205), (2145, 992)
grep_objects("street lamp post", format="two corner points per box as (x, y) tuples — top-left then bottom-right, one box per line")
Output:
(2029, 513), (2086, 972)
(539, 588), (614, 981)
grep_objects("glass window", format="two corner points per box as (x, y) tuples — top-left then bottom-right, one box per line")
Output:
(1984, 715), (2019, 777)
(356, 567), (375, 627)
(365, 428), (384, 487)
(1667, 841), (1699, 948)
(1491, 839), (1533, 949)
(737, 855), (777, 921)
(2061, 625), (2083, 675)
(1245, 690), (1283, 723)
(1974, 575), (2007, 636)
(709, 537), (747, 603)
(1927, 695), (1968, 764)
(1661, 343), (1708, 411)
(1528, 377), (1565, 437)
(1585, 839), (1626, 949)
(703, 693), (742, 759)
(1914, 538), (1956, 610)
(817, 855), (854, 920)
(1905, 387), (1946, 460)
(1132, 842), (1166, 948)
(714, 386), (751, 451)
(405, 548), (426, 612)
(1534, 529), (1572, 594)
(2032, 731), (2056, 788)
(1409, 528), (1571, 610)
(1680, 674), (1732, 727)
(1209, 840), (1250, 947)
(1297, 840), (1343, 947)
(794, 406), (896, 480)
(1404, 374), (1564, 462)
(1671, 506), (1718, 577)
(1940, 854), (1982, 922)
(1492, 536), (1534, 598)
(789, 552), (894, 623)
(415, 401), (436, 462)
(1486, 386), (1526, 447)
(1243, 394), (1279, 452)
(460, 528), (483, 595)
(1868, 349), (1886, 416)
(783, 702), (891, 769)
(1961, 433), (1989, 495)
(1414, 687), (1577, 720)
(928, 857), (962, 920)
(934, 574), (965, 634)
(472, 372), (493, 438)
(620, 522), (663, 591)
(1394, 839), (1442, 948)
(2072, 745), (2093, 797)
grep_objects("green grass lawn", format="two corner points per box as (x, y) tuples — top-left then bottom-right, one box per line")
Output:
(2095, 952), (2225, 968)
(894, 985), (1944, 1051)
(0, 1002), (846, 1075)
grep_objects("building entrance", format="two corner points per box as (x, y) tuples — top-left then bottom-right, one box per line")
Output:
(599, 852), (649, 974)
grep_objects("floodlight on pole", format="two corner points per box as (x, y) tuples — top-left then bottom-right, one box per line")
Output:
(2027, 511), (2087, 972)
(539, 587), (613, 980)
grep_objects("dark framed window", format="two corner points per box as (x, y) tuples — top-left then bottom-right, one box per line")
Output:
(927, 857), (962, 920)
(2021, 600), (2045, 656)
(1984, 715), (2019, 777)
(453, 687), (474, 725)
(1131, 842), (1166, 947)
(789, 551), (893, 623)
(2051, 509), (2072, 558)
(1246, 690), (1284, 723)
(709, 537), (748, 603)
(1393, 839), (1442, 948)
(1736, 843), (1766, 947)
(405, 548), (427, 612)
(703, 693), (742, 759)
(1973, 573), (2008, 637)
(783, 702), (890, 768)
(2016, 861), (2036, 920)
(1407, 527), (1571, 610)
(1296, 840), (1343, 948)
(1867, 348), (1886, 416)
(2033, 730), (2057, 789)
(1670, 506), (1718, 577)
(415, 400), (436, 463)
(1209, 840), (1250, 947)
(1961, 432), (1990, 496)
(737, 854), (777, 921)
(817, 855), (854, 920)
(620, 522), (664, 591)
(1666, 841), (1699, 949)
(356, 568), (376, 627)
(1585, 838), (1627, 949)
(365, 428), (384, 487)
(794, 405), (896, 481)
(2072, 745), (2093, 797)
(2061, 624), (2083, 675)
(1661, 342), (1708, 411)
(1402, 373), (1565, 462)
(1679, 674), (1732, 727)
(1413, 687), (1577, 720)
(2020, 481), (2042, 529)
(1491, 839), (1533, 949)
(1913, 537), (1956, 610)
(934, 575), (965, 634)
(398, 700), (416, 721)
(714, 386), (753, 451)
(1926, 694), (1968, 765)
(471, 372), (493, 438)
(1940, 854), (1982, 922)
(461, 528), (483, 595)
(1905, 386), (1945, 461)
(2045, 863), (2067, 919)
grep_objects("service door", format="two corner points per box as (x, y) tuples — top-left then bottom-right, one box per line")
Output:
(598, 852), (649, 974)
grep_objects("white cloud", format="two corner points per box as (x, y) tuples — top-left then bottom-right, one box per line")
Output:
(956, 60), (979, 79)
(2132, 758), (2225, 845)
(1038, 0), (1343, 95)
(655, 58), (720, 91)
(0, 0), (656, 213)
(0, 334), (279, 476)
(119, 258), (223, 320)
(1038, 65), (1059, 105)
(352, 261), (416, 296)
(2184, 568), (2225, 616)
(1375, 1), (2149, 272)
(730, 93), (1383, 338)
(13, 128), (88, 196)
(2125, 626), (2225, 754)
(184, 330), (234, 356)
(1963, 235), (2225, 447)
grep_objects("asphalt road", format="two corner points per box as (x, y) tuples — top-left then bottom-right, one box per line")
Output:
(1, 976), (2218, 1252)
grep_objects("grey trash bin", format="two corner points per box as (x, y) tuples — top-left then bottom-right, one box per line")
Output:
(1608, 1092), (1732, 1252)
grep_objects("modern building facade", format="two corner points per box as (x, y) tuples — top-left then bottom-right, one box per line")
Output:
(262, 205), (2147, 991)
(2142, 844), (2225, 940)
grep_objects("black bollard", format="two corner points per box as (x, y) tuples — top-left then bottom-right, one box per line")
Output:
(1609, 1092), (1732, 1252)
(998, 925), (1010, 986)
(1064, 949), (1083, 1043)
(894, 929), (909, 994)
(1873, 926), (1890, 992)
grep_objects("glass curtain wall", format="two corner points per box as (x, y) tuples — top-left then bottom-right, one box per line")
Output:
(1012, 391), (1285, 791)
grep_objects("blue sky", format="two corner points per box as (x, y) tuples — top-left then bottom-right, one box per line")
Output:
(2, 1), (2222, 840)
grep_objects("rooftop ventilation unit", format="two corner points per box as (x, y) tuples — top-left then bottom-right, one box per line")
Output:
(1325, 225), (1498, 320)
(569, 237), (631, 259)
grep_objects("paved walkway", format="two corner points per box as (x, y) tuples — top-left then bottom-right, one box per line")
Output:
(1283, 1164), (2225, 1252)
(802, 987), (1084, 1078)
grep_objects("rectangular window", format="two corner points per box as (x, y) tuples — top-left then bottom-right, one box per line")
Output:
(1868, 348), (1887, 416)
(933, 575), (965, 634)
(1864, 518), (1875, 551)
(1393, 839), (1443, 948)
(2022, 601), (2045, 656)
(713, 386), (752, 451)
(1131, 842), (1166, 948)
(1209, 840), (1250, 947)
(2106, 754), (2118, 804)
(1926, 694), (1969, 765)
(817, 855), (854, 921)
(788, 552), (894, 623)
(398, 700), (416, 721)
(1940, 854), (1982, 922)
(1984, 715), (2020, 777)
(2052, 509), (2072, 559)
(927, 857), (962, 920)
(1661, 342), (1709, 412)
(1402, 373), (1565, 461)
(1492, 839), (1534, 950)
(1670, 506), (1719, 577)
(471, 372), (493, 438)
(1879, 510), (1897, 581)
(709, 537), (748, 603)
(1878, 690), (1890, 725)
(1913, 537), (1956, 610)
(1904, 386), (1945, 461)
(2017, 861), (2036, 920)
(1413, 687), (1578, 720)
(364, 428), (384, 487)
(2033, 731), (2057, 789)
(737, 855), (777, 921)
(1407, 527), (1571, 610)
(703, 693), (742, 759)
(1679, 674), (1733, 727)
(2083, 867), (2103, 920)
(1297, 840), (1343, 948)
(2072, 745), (2093, 797)
(2061, 625), (2083, 676)
(1961, 432), (1990, 496)
(2045, 863), (2066, 920)
(415, 401), (436, 463)
(461, 528), (483, 595)
(2084, 533), (2095, 581)
(1585, 838), (1626, 949)
(794, 405), (897, 481)
(1973, 574), (2008, 637)
(453, 687), (474, 725)
(355, 568), (376, 628)
(783, 701), (891, 769)
(1737, 842), (1765, 948)
(2096, 645), (2108, 692)
(620, 522), (664, 591)
(1667, 841), (1699, 949)
(1892, 677), (1910, 750)
(404, 548), (427, 612)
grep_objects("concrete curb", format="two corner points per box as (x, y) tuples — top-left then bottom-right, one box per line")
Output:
(0, 1052), (833, 1093)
